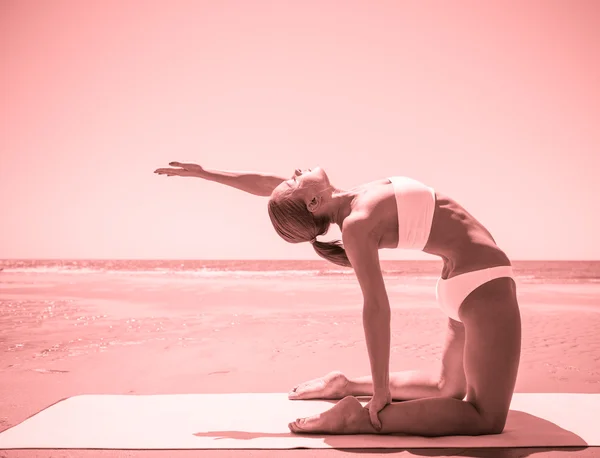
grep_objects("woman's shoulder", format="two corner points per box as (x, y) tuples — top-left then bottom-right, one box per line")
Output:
(342, 179), (397, 235)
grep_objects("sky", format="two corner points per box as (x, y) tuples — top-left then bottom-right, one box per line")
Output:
(1, 0), (598, 261)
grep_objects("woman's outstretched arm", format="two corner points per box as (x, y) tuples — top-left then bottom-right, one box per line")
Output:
(154, 161), (288, 197)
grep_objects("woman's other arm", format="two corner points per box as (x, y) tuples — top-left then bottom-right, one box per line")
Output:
(342, 217), (391, 395)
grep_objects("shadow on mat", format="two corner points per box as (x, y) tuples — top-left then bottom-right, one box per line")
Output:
(332, 446), (589, 457)
(194, 409), (588, 457)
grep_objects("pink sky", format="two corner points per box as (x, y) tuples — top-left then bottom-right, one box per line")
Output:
(1, 0), (598, 260)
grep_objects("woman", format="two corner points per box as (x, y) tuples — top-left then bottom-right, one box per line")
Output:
(154, 161), (521, 437)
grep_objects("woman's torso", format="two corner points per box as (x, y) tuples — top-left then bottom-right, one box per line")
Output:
(345, 178), (511, 279)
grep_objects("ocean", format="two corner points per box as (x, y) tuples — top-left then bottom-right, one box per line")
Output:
(1, 259), (599, 284)
(1, 259), (599, 385)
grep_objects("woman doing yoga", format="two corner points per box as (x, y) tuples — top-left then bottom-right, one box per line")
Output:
(154, 161), (521, 437)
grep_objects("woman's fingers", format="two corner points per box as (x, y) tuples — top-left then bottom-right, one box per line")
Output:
(169, 162), (201, 171)
(368, 406), (382, 431)
(154, 168), (187, 176)
(155, 162), (201, 176)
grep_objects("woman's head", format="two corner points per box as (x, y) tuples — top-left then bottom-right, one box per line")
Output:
(267, 167), (352, 268)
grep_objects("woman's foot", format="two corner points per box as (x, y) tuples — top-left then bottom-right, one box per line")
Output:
(288, 396), (377, 434)
(288, 371), (350, 400)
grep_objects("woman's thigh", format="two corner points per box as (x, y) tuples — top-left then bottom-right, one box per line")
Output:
(458, 276), (522, 432)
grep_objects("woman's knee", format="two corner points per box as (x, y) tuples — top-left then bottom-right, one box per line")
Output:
(482, 415), (507, 435)
(471, 403), (508, 435)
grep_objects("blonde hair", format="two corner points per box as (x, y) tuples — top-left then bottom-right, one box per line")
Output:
(267, 188), (352, 268)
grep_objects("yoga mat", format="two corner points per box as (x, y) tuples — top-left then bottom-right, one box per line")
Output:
(0, 393), (597, 449)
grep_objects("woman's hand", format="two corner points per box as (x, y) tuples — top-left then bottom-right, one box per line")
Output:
(154, 162), (204, 177)
(364, 390), (392, 432)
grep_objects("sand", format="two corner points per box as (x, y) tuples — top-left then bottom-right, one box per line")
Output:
(1, 271), (599, 457)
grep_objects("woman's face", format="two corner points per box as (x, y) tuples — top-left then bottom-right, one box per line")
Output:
(273, 166), (330, 199)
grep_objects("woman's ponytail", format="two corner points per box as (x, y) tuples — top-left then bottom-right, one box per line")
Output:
(312, 239), (352, 268)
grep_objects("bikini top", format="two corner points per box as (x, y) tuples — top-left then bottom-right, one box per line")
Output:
(388, 176), (436, 251)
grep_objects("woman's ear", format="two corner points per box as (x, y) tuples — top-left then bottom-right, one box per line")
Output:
(306, 195), (320, 213)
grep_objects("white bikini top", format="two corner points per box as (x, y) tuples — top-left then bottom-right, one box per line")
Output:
(388, 176), (436, 251)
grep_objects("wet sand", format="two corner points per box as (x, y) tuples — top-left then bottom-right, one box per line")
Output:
(1, 272), (599, 457)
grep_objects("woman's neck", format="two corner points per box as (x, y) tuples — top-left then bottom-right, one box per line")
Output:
(328, 188), (360, 228)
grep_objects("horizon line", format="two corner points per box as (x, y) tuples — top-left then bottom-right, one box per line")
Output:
(2, 258), (599, 263)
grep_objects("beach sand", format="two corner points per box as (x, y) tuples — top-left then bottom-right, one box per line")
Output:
(1, 271), (599, 457)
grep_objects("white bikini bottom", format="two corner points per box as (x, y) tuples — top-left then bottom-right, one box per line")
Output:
(435, 265), (515, 322)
